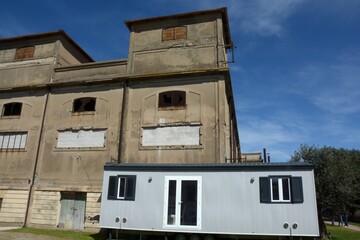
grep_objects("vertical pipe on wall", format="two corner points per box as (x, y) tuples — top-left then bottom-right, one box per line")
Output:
(117, 80), (129, 163)
(23, 87), (51, 227)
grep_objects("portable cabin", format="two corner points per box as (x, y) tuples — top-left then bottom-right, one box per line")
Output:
(100, 163), (320, 239)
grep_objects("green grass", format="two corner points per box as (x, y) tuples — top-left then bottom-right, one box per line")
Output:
(326, 224), (360, 240)
(8, 227), (105, 240)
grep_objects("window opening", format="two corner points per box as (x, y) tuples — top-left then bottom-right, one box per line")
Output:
(108, 175), (136, 201)
(73, 97), (96, 112)
(162, 26), (187, 41)
(15, 46), (35, 60)
(159, 91), (186, 108)
(0, 132), (27, 150)
(271, 177), (290, 202)
(0, 198), (2, 211)
(260, 176), (303, 203)
(2, 102), (22, 117)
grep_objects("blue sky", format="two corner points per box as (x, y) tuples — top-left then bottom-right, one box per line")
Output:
(1, 0), (359, 162)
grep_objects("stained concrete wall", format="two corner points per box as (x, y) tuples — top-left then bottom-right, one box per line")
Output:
(127, 11), (228, 75)
(35, 84), (124, 192)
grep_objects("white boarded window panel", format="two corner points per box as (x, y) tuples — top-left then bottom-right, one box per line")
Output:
(142, 126), (200, 146)
(57, 130), (105, 148)
(0, 132), (27, 149)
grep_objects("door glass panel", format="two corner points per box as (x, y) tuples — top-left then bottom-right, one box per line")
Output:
(180, 180), (197, 226)
(167, 180), (177, 225)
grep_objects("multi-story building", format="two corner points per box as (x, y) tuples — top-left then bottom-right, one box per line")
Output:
(0, 8), (240, 230)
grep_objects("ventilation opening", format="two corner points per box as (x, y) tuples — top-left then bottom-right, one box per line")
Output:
(2, 102), (22, 116)
(73, 97), (96, 112)
(15, 46), (35, 60)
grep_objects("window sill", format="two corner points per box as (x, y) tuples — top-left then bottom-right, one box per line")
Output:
(71, 112), (96, 116)
(139, 145), (203, 150)
(54, 147), (106, 152)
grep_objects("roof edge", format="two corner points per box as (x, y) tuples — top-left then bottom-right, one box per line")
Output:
(124, 8), (232, 47)
(0, 30), (94, 62)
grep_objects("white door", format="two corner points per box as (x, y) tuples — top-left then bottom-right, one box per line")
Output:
(164, 176), (202, 229)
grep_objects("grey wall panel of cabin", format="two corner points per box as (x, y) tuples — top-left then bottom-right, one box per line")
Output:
(100, 169), (319, 237)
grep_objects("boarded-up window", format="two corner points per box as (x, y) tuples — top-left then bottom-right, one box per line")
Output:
(159, 91), (186, 108)
(0, 132), (27, 150)
(2, 102), (22, 117)
(57, 129), (105, 148)
(73, 97), (96, 112)
(142, 125), (200, 146)
(162, 26), (187, 41)
(15, 46), (35, 60)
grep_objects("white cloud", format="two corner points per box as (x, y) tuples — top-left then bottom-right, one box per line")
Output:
(228, 0), (307, 36)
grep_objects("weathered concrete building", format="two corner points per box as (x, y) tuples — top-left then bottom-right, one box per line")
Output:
(0, 8), (240, 229)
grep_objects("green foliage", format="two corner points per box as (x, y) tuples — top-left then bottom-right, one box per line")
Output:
(290, 145), (360, 216)
(326, 225), (360, 240)
(8, 227), (105, 240)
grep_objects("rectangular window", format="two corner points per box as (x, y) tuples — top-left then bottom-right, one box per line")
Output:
(0, 132), (27, 150)
(108, 175), (136, 201)
(56, 129), (105, 148)
(15, 46), (35, 60)
(260, 176), (303, 204)
(271, 177), (290, 202)
(0, 198), (3, 211)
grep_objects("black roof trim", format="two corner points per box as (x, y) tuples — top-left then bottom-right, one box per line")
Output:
(104, 163), (313, 172)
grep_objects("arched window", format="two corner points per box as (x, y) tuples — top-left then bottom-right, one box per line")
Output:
(2, 102), (22, 116)
(158, 91), (186, 108)
(73, 97), (96, 112)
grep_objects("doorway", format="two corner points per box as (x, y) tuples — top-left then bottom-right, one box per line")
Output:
(164, 176), (201, 229)
(59, 192), (86, 229)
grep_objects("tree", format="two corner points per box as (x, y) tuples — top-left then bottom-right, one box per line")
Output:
(290, 145), (360, 218)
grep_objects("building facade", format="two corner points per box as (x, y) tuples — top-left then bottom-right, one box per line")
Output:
(0, 8), (240, 229)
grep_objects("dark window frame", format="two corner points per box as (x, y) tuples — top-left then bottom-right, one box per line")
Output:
(108, 175), (136, 201)
(2, 102), (23, 117)
(158, 91), (186, 109)
(72, 97), (96, 113)
(259, 176), (303, 204)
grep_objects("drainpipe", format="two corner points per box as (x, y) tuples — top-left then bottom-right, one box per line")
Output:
(117, 80), (129, 163)
(23, 87), (51, 227)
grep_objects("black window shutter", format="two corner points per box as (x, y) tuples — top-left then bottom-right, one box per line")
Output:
(291, 177), (303, 203)
(259, 177), (271, 203)
(125, 176), (136, 200)
(108, 176), (117, 200)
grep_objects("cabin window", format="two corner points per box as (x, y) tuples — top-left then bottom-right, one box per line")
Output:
(108, 175), (136, 201)
(0, 132), (27, 150)
(2, 102), (22, 117)
(15, 46), (35, 60)
(259, 176), (303, 204)
(162, 26), (187, 41)
(73, 97), (96, 112)
(158, 91), (186, 108)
